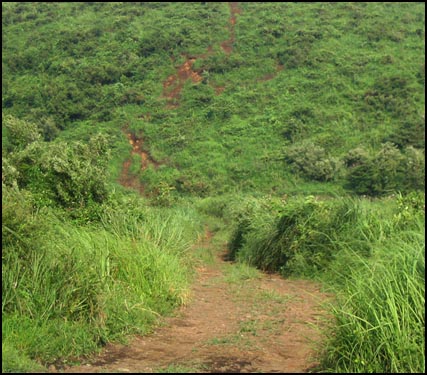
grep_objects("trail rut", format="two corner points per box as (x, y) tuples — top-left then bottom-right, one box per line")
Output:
(109, 4), (331, 369)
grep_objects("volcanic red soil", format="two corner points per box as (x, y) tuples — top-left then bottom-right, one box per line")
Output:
(162, 2), (282, 108)
(118, 127), (160, 194)
(119, 2), (283, 194)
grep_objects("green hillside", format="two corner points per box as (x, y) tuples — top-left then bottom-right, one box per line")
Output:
(2, 2), (425, 373)
(3, 2), (424, 197)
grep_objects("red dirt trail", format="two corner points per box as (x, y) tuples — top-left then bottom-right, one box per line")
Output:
(57, 230), (331, 373)
(107, 5), (330, 370)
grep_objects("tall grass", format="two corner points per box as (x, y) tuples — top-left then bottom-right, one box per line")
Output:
(227, 195), (369, 276)
(320, 216), (425, 373)
(227, 193), (425, 372)
(2, 189), (203, 371)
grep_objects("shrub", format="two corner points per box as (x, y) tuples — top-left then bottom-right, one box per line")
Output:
(363, 75), (416, 116)
(385, 115), (425, 150)
(401, 147), (425, 191)
(4, 117), (111, 220)
(344, 142), (422, 195)
(285, 142), (342, 182)
(2, 115), (41, 152)
(1, 187), (46, 257)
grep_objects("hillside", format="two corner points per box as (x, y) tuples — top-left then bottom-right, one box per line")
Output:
(2, 2), (425, 373)
(3, 2), (424, 197)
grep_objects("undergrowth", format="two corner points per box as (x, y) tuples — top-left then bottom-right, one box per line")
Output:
(2, 187), (203, 371)
(226, 192), (425, 373)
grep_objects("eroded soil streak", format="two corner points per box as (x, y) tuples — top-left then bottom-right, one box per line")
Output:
(162, 2), (280, 108)
(162, 2), (240, 107)
(118, 127), (160, 194)
(60, 230), (331, 373)
(122, 2), (284, 192)
(220, 2), (241, 55)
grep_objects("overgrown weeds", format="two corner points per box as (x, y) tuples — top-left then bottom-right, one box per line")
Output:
(227, 192), (425, 372)
(2, 187), (203, 371)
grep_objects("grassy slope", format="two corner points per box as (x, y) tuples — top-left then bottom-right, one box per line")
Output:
(2, 2), (424, 196)
(2, 187), (204, 372)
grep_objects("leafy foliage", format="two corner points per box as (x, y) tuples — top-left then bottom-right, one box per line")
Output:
(3, 115), (40, 152)
(3, 116), (110, 219)
(285, 142), (342, 182)
(344, 142), (424, 195)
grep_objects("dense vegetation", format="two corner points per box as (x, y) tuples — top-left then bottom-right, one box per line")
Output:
(2, 2), (424, 373)
(221, 193), (425, 372)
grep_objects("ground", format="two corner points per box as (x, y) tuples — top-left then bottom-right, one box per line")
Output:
(57, 229), (332, 373)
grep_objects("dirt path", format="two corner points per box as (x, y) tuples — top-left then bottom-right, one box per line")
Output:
(59, 229), (331, 373)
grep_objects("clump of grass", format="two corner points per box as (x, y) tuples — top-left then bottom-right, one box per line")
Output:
(222, 262), (262, 284)
(228, 195), (365, 276)
(228, 193), (424, 279)
(227, 193), (424, 372)
(320, 220), (425, 373)
(1, 341), (45, 374)
(2, 195), (203, 372)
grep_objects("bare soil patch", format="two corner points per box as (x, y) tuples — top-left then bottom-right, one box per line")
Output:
(59, 230), (331, 373)
(161, 2), (283, 108)
(220, 2), (241, 55)
(162, 2), (241, 106)
(118, 126), (160, 194)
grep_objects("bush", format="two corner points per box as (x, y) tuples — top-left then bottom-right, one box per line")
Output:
(277, 30), (319, 69)
(4, 120), (111, 219)
(1, 187), (46, 256)
(363, 75), (416, 116)
(2, 158), (20, 188)
(2, 115), (41, 152)
(401, 147), (425, 191)
(385, 115), (425, 149)
(344, 142), (423, 195)
(285, 142), (342, 182)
